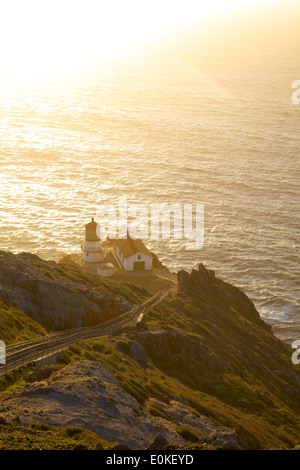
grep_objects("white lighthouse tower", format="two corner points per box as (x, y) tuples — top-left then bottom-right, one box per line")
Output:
(81, 217), (104, 273)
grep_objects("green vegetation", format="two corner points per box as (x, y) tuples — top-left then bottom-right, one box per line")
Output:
(0, 420), (111, 450)
(1, 325), (297, 450)
(147, 405), (173, 421)
(177, 426), (203, 442)
(0, 255), (300, 450)
(0, 298), (47, 345)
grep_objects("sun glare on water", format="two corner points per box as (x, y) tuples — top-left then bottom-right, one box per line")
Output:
(0, 0), (282, 82)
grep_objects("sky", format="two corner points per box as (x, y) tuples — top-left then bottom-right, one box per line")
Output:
(0, 0), (297, 79)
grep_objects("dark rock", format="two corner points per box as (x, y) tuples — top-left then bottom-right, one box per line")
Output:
(210, 430), (242, 450)
(147, 434), (169, 450)
(135, 330), (182, 357)
(206, 354), (235, 374)
(197, 343), (209, 362)
(129, 342), (149, 368)
(132, 328), (235, 376)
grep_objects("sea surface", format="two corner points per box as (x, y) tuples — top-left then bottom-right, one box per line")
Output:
(0, 8), (299, 338)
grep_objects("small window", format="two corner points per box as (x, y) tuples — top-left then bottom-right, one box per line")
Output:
(138, 254), (141, 260)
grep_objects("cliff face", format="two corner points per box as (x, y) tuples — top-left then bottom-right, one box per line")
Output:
(0, 361), (242, 449)
(0, 251), (145, 332)
(177, 263), (269, 331)
(170, 264), (300, 409)
(0, 253), (300, 450)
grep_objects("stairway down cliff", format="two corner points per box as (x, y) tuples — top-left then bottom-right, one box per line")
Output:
(0, 252), (300, 450)
(0, 250), (146, 333)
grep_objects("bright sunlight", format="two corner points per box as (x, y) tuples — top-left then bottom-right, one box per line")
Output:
(0, 0), (282, 80)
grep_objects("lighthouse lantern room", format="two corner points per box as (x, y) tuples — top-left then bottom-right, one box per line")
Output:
(81, 217), (104, 272)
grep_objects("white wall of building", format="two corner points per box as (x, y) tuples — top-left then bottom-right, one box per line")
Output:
(82, 241), (104, 263)
(97, 266), (115, 277)
(118, 251), (152, 271)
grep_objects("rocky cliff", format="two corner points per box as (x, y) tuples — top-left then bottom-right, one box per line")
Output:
(178, 263), (269, 331)
(0, 251), (145, 332)
(0, 252), (300, 450)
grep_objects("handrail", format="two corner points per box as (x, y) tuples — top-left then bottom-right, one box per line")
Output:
(0, 292), (163, 377)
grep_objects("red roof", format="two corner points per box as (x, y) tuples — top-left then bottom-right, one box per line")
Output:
(115, 237), (152, 259)
(102, 240), (113, 247)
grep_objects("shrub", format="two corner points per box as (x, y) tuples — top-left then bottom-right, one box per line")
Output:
(177, 426), (202, 442)
(58, 351), (72, 364)
(83, 351), (96, 361)
(147, 405), (172, 421)
(0, 416), (8, 426)
(91, 343), (105, 353)
(68, 345), (81, 355)
(65, 427), (84, 437)
(30, 422), (51, 431)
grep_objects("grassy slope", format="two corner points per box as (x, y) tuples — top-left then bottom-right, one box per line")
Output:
(1, 325), (299, 449)
(0, 256), (299, 449)
(0, 299), (47, 345)
(0, 418), (110, 450)
(142, 291), (300, 448)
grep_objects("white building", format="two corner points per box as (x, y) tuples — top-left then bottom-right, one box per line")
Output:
(82, 218), (115, 277)
(115, 236), (153, 272)
(97, 262), (116, 278)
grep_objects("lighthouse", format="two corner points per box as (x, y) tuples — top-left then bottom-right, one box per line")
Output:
(81, 217), (104, 273)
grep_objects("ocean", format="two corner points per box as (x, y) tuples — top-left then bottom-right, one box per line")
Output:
(0, 7), (299, 337)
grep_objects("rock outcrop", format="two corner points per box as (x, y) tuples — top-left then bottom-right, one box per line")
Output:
(0, 251), (133, 330)
(131, 329), (235, 375)
(0, 361), (242, 449)
(178, 263), (270, 331)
